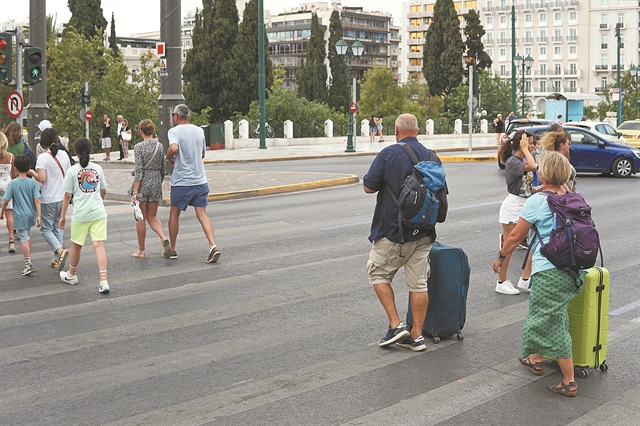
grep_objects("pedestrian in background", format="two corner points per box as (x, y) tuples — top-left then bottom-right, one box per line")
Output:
(507, 111), (517, 122)
(5, 122), (25, 157)
(369, 115), (377, 142)
(28, 128), (70, 271)
(363, 113), (445, 352)
(116, 115), (125, 160)
(496, 130), (537, 295)
(60, 132), (70, 150)
(120, 118), (132, 160)
(0, 154), (41, 276)
(541, 130), (576, 192)
(375, 113), (385, 142)
(0, 132), (17, 253)
(100, 114), (112, 161)
(129, 119), (170, 259)
(493, 114), (504, 144)
(166, 104), (220, 263)
(58, 138), (110, 293)
(35, 120), (53, 157)
(493, 151), (581, 397)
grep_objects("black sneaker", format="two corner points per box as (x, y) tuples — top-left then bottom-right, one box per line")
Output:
(378, 323), (410, 346)
(396, 335), (427, 351)
(518, 238), (529, 250)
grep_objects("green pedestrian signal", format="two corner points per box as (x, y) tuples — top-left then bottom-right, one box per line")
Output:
(0, 32), (13, 85)
(24, 47), (43, 85)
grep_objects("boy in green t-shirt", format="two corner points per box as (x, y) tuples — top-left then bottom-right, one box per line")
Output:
(0, 155), (41, 276)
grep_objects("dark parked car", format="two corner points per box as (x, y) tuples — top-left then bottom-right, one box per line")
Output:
(505, 118), (553, 135)
(515, 125), (640, 178)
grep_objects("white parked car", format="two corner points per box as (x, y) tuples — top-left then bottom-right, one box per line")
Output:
(566, 121), (627, 144)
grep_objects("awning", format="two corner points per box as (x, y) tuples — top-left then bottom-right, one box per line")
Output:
(545, 92), (602, 101)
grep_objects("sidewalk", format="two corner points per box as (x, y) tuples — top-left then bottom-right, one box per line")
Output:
(101, 135), (498, 204)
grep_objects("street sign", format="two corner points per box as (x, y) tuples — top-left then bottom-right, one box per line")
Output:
(467, 96), (478, 109)
(156, 42), (165, 58)
(5, 90), (23, 118)
(85, 110), (93, 122)
(349, 102), (357, 114)
(159, 58), (167, 71)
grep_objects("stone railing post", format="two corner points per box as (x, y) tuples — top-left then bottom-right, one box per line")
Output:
(360, 119), (369, 136)
(480, 119), (488, 134)
(426, 119), (434, 135)
(454, 119), (462, 134)
(224, 120), (234, 149)
(284, 120), (293, 138)
(324, 119), (333, 138)
(238, 119), (249, 139)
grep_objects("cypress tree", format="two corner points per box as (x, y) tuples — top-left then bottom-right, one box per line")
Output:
(108, 12), (120, 57)
(422, 0), (465, 96)
(208, 0), (239, 121)
(328, 10), (348, 113)
(298, 13), (328, 104)
(67, 0), (108, 40)
(462, 9), (491, 70)
(183, 0), (216, 114)
(220, 0), (273, 118)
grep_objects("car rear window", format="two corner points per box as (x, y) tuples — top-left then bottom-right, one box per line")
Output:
(618, 122), (640, 131)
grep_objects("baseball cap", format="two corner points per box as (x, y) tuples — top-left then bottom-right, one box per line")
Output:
(38, 120), (52, 132)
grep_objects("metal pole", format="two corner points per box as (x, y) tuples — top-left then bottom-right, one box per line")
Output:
(158, 0), (184, 176)
(27, 0), (48, 149)
(345, 50), (354, 153)
(468, 65), (473, 153)
(521, 64), (525, 117)
(15, 27), (23, 125)
(258, 0), (266, 149)
(510, 5), (516, 113)
(616, 23), (622, 127)
(635, 74), (638, 119)
(84, 82), (89, 139)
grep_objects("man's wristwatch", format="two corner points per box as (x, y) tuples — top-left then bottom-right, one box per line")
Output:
(497, 251), (506, 262)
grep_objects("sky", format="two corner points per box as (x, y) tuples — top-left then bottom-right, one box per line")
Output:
(4, 1), (403, 36)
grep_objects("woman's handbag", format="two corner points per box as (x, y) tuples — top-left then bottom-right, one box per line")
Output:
(122, 131), (132, 141)
(132, 201), (143, 221)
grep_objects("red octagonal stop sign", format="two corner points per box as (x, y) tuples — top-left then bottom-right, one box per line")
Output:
(349, 102), (357, 114)
(85, 110), (93, 122)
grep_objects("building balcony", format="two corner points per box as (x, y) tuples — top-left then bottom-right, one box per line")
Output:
(391, 60), (398, 68)
(407, 52), (422, 59)
(594, 87), (606, 93)
(599, 23), (609, 30)
(564, 69), (582, 78)
(485, 38), (494, 45)
(594, 65), (609, 71)
(567, 35), (577, 42)
(533, 70), (547, 76)
(537, 36), (548, 43)
(495, 6), (512, 13)
(521, 2), (534, 11)
(611, 64), (625, 71)
(565, 86), (581, 93)
(523, 37), (534, 44)
(550, 1), (563, 9)
(552, 36), (563, 43)
(481, 6), (494, 14)
(565, 0), (578, 8)
(550, 69), (563, 76)
(601, 43), (608, 49)
(535, 2), (549, 10)
(497, 38), (510, 45)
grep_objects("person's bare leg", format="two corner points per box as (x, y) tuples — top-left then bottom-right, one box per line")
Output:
(557, 357), (576, 384)
(373, 283), (401, 328)
(93, 240), (107, 271)
(135, 201), (148, 253)
(144, 201), (167, 241)
(409, 291), (429, 339)
(168, 206), (181, 251)
(104, 148), (110, 160)
(194, 206), (215, 247)
(499, 222), (517, 282)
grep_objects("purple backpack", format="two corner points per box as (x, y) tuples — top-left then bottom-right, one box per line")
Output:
(529, 190), (602, 272)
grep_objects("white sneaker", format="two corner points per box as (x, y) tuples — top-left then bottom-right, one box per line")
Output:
(60, 271), (78, 285)
(518, 277), (531, 292)
(495, 280), (520, 295)
(99, 281), (110, 293)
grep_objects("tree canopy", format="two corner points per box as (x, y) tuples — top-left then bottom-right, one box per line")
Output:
(327, 10), (348, 113)
(423, 0), (465, 96)
(297, 13), (328, 104)
(462, 9), (491, 70)
(66, 0), (108, 40)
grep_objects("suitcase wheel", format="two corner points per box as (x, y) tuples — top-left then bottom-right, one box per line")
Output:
(432, 336), (441, 344)
(456, 333), (464, 341)
(600, 363), (608, 372)
(575, 368), (588, 379)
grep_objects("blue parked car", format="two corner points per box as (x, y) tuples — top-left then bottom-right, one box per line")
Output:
(523, 125), (640, 178)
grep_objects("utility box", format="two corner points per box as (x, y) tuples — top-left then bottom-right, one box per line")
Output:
(210, 123), (224, 150)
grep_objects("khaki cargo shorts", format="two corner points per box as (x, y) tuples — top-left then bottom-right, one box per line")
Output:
(366, 236), (433, 292)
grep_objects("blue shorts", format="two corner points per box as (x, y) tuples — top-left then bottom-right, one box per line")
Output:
(170, 183), (209, 211)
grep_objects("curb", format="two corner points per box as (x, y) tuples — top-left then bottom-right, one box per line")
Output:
(107, 175), (360, 205)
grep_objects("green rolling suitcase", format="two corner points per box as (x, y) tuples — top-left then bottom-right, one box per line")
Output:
(568, 266), (609, 378)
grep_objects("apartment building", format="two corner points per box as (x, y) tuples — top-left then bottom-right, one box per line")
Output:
(266, 2), (392, 90)
(401, 1), (640, 111)
(390, 24), (402, 83)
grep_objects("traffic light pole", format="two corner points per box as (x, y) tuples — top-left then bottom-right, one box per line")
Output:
(84, 82), (89, 139)
(15, 27), (23, 126)
(27, 0), (48, 148)
(468, 65), (473, 153)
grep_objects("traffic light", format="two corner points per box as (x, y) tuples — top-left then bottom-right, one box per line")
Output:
(614, 23), (621, 38)
(80, 85), (90, 106)
(23, 47), (43, 84)
(472, 69), (479, 95)
(0, 32), (13, 85)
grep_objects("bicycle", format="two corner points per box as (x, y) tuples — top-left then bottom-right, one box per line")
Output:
(250, 121), (275, 139)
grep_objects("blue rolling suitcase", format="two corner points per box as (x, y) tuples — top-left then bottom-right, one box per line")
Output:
(407, 241), (471, 343)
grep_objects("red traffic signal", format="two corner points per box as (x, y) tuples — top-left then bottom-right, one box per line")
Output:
(0, 32), (13, 85)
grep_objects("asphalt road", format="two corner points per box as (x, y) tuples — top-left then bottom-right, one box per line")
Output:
(1, 160), (639, 425)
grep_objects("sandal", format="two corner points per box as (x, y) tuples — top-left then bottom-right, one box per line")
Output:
(549, 380), (577, 397)
(131, 250), (147, 259)
(8, 238), (15, 253)
(162, 238), (171, 259)
(518, 356), (544, 375)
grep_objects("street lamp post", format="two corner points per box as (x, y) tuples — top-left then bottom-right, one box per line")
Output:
(513, 54), (534, 118)
(335, 38), (364, 153)
(631, 65), (639, 119)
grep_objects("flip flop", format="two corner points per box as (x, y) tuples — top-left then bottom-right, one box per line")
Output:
(131, 250), (147, 259)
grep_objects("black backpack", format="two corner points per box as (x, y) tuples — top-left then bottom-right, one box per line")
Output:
(386, 143), (448, 244)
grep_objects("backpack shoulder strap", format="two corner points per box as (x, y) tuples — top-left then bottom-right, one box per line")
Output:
(399, 143), (421, 166)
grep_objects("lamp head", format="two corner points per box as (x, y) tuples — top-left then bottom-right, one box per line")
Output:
(513, 54), (523, 69)
(524, 54), (534, 69)
(335, 39), (348, 56)
(352, 40), (364, 57)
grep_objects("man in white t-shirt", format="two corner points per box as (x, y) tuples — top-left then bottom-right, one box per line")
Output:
(165, 104), (220, 263)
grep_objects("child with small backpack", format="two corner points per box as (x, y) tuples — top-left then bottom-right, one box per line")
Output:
(0, 154), (41, 276)
(58, 138), (110, 293)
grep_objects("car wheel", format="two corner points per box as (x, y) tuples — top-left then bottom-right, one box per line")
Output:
(611, 157), (633, 178)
